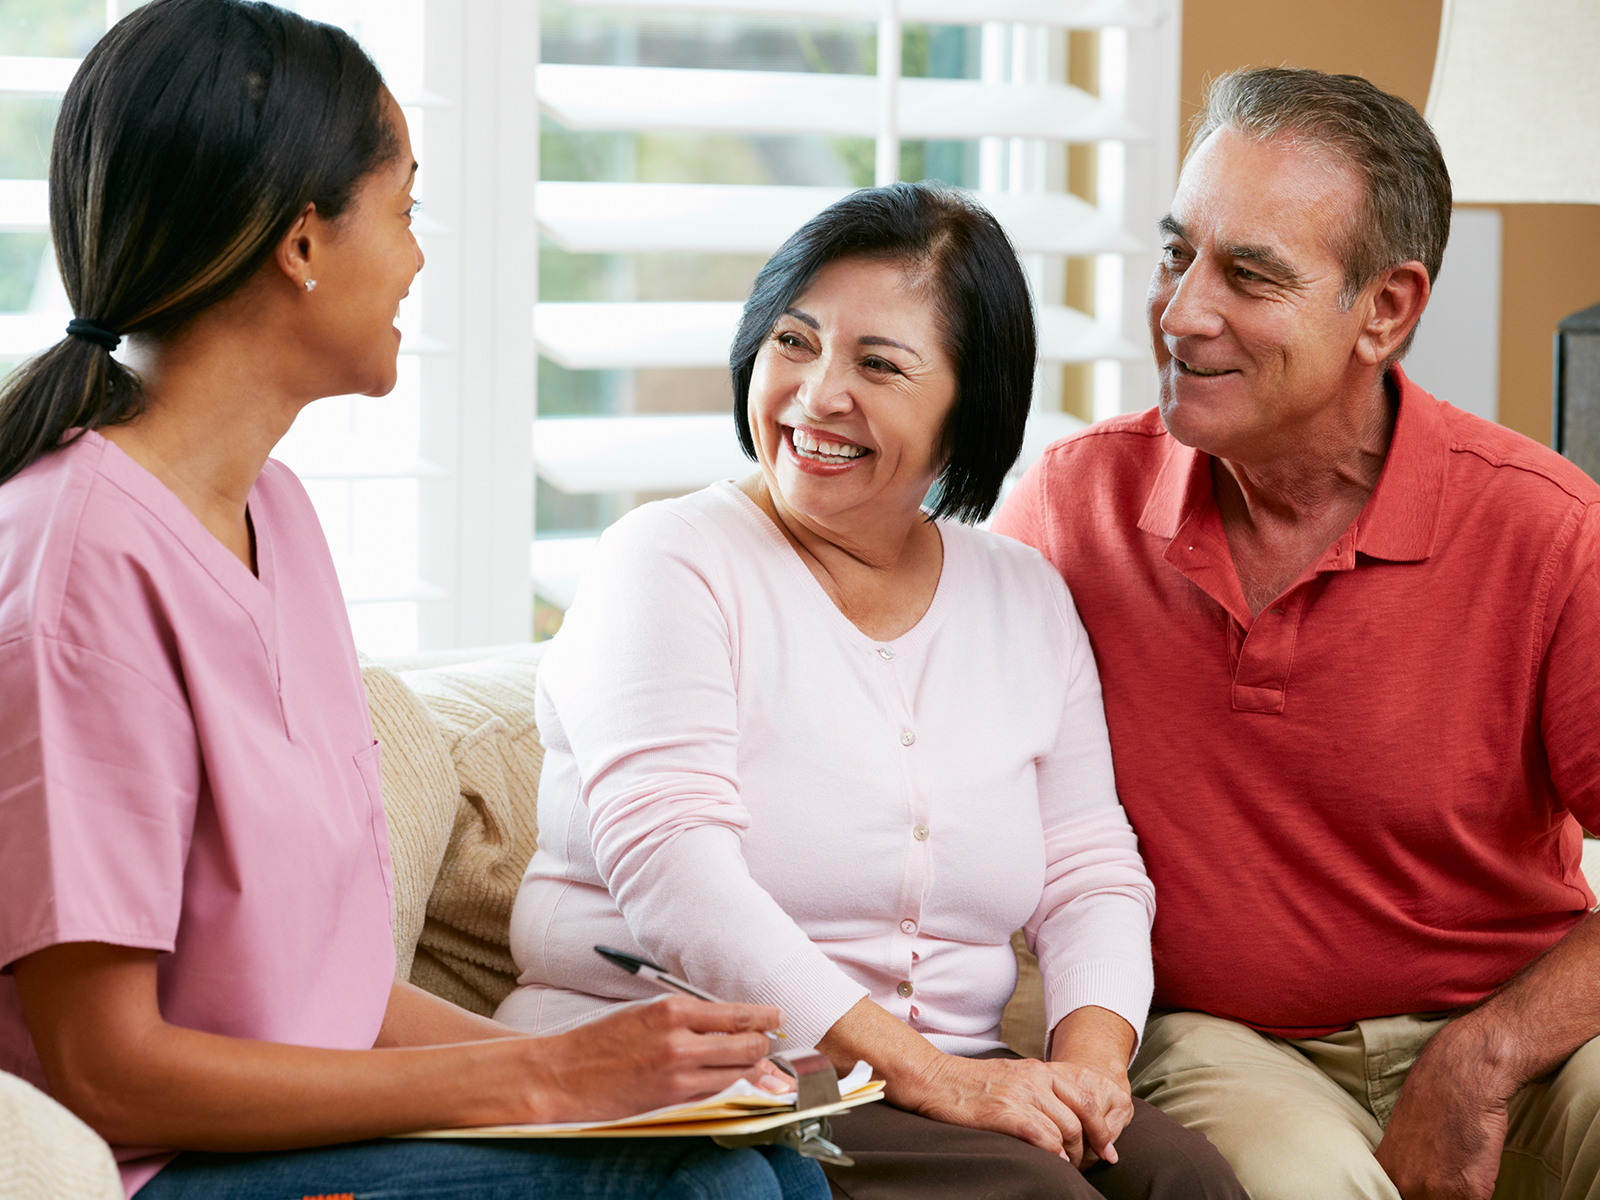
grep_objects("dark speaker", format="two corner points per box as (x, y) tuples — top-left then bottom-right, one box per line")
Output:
(1555, 301), (1600, 482)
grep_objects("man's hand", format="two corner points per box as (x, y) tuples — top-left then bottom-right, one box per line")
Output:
(1375, 1019), (1514, 1200)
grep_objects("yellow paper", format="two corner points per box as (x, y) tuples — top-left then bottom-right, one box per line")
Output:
(396, 1077), (885, 1140)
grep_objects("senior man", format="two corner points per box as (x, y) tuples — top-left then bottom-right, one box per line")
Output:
(995, 67), (1600, 1200)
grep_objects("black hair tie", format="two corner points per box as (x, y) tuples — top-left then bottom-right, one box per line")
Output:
(66, 318), (121, 352)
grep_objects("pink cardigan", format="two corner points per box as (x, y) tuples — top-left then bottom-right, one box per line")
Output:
(498, 482), (1154, 1055)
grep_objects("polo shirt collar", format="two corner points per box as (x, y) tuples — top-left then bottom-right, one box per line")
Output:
(1353, 366), (1447, 562)
(1134, 365), (1448, 563)
(1137, 432), (1207, 542)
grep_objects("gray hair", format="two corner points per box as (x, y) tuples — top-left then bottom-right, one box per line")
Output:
(1191, 67), (1451, 354)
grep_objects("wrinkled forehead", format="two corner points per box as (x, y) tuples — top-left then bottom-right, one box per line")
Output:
(1184, 124), (1356, 190)
(1169, 126), (1365, 250)
(1181, 125), (1361, 196)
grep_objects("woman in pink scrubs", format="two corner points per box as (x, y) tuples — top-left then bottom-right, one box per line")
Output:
(0, 3), (827, 1198)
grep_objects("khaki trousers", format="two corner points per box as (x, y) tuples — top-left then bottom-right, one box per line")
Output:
(1130, 1010), (1600, 1200)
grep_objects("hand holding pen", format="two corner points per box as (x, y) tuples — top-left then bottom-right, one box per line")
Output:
(595, 946), (854, 1163)
(595, 945), (792, 1066)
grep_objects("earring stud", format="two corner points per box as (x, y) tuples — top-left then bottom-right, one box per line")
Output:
(305, 279), (317, 292)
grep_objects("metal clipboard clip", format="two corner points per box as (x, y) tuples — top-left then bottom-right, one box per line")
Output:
(712, 1050), (854, 1165)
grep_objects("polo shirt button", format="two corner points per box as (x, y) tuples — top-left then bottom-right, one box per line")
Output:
(877, 647), (895, 660)
(912, 823), (930, 841)
(900, 729), (916, 746)
(900, 919), (916, 934)
(897, 981), (914, 998)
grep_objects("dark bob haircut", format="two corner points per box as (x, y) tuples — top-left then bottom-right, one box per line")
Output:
(729, 182), (1036, 524)
(0, 0), (395, 486)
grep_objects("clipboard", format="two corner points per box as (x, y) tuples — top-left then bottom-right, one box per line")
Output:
(395, 1052), (880, 1164)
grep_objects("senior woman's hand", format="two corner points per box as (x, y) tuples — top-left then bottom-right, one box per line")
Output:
(817, 998), (1136, 1167)
(909, 1048), (1129, 1166)
(1045, 1004), (1139, 1165)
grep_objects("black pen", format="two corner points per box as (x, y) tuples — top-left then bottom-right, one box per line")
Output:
(594, 945), (788, 1040)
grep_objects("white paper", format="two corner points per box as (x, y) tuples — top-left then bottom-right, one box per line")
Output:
(485, 1059), (878, 1134)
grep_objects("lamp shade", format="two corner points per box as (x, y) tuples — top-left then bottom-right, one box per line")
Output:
(1425, 0), (1600, 204)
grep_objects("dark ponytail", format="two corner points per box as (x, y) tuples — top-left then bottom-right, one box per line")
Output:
(0, 0), (396, 486)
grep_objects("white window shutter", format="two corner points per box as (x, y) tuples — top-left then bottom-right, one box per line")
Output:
(530, 0), (1181, 608)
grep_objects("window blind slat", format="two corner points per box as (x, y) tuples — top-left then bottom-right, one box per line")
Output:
(0, 56), (445, 109)
(533, 301), (1142, 372)
(0, 56), (79, 96)
(561, 0), (1155, 29)
(534, 413), (751, 495)
(537, 181), (1140, 257)
(533, 409), (1090, 499)
(535, 301), (744, 370)
(538, 64), (1144, 142)
(526, 405), (1088, 606)
(289, 460), (447, 482)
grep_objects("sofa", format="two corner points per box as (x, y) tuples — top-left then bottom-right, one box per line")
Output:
(7, 642), (1598, 1197)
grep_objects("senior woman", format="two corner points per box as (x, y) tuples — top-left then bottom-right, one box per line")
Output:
(498, 185), (1245, 1199)
(0, 3), (828, 1197)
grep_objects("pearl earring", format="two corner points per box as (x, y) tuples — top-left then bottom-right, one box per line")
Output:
(305, 279), (317, 292)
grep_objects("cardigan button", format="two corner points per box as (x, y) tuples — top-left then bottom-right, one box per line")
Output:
(900, 729), (916, 746)
(877, 646), (895, 660)
(897, 981), (914, 998)
(900, 919), (916, 934)
(912, 823), (930, 841)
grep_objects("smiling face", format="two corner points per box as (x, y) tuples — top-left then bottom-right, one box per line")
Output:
(302, 93), (424, 398)
(747, 255), (958, 539)
(1148, 127), (1377, 461)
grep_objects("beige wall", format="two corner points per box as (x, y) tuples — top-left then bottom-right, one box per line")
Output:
(1182, 0), (1600, 443)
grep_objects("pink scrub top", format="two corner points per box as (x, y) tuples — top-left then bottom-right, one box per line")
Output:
(0, 432), (397, 1196)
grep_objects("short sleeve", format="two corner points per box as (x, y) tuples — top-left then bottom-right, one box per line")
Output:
(1542, 502), (1600, 831)
(0, 635), (199, 971)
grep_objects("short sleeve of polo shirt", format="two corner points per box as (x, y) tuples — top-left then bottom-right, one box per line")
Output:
(0, 633), (200, 973)
(1541, 501), (1600, 832)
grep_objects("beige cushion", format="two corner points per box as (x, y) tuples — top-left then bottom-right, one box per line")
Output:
(360, 656), (461, 981)
(1001, 930), (1047, 1060)
(401, 644), (548, 1016)
(0, 1072), (121, 1200)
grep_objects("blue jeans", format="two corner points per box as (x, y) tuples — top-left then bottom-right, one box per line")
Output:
(135, 1137), (829, 1199)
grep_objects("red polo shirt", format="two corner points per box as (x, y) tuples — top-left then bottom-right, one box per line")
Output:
(994, 369), (1600, 1036)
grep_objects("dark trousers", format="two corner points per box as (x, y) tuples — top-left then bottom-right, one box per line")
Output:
(822, 1052), (1247, 1200)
